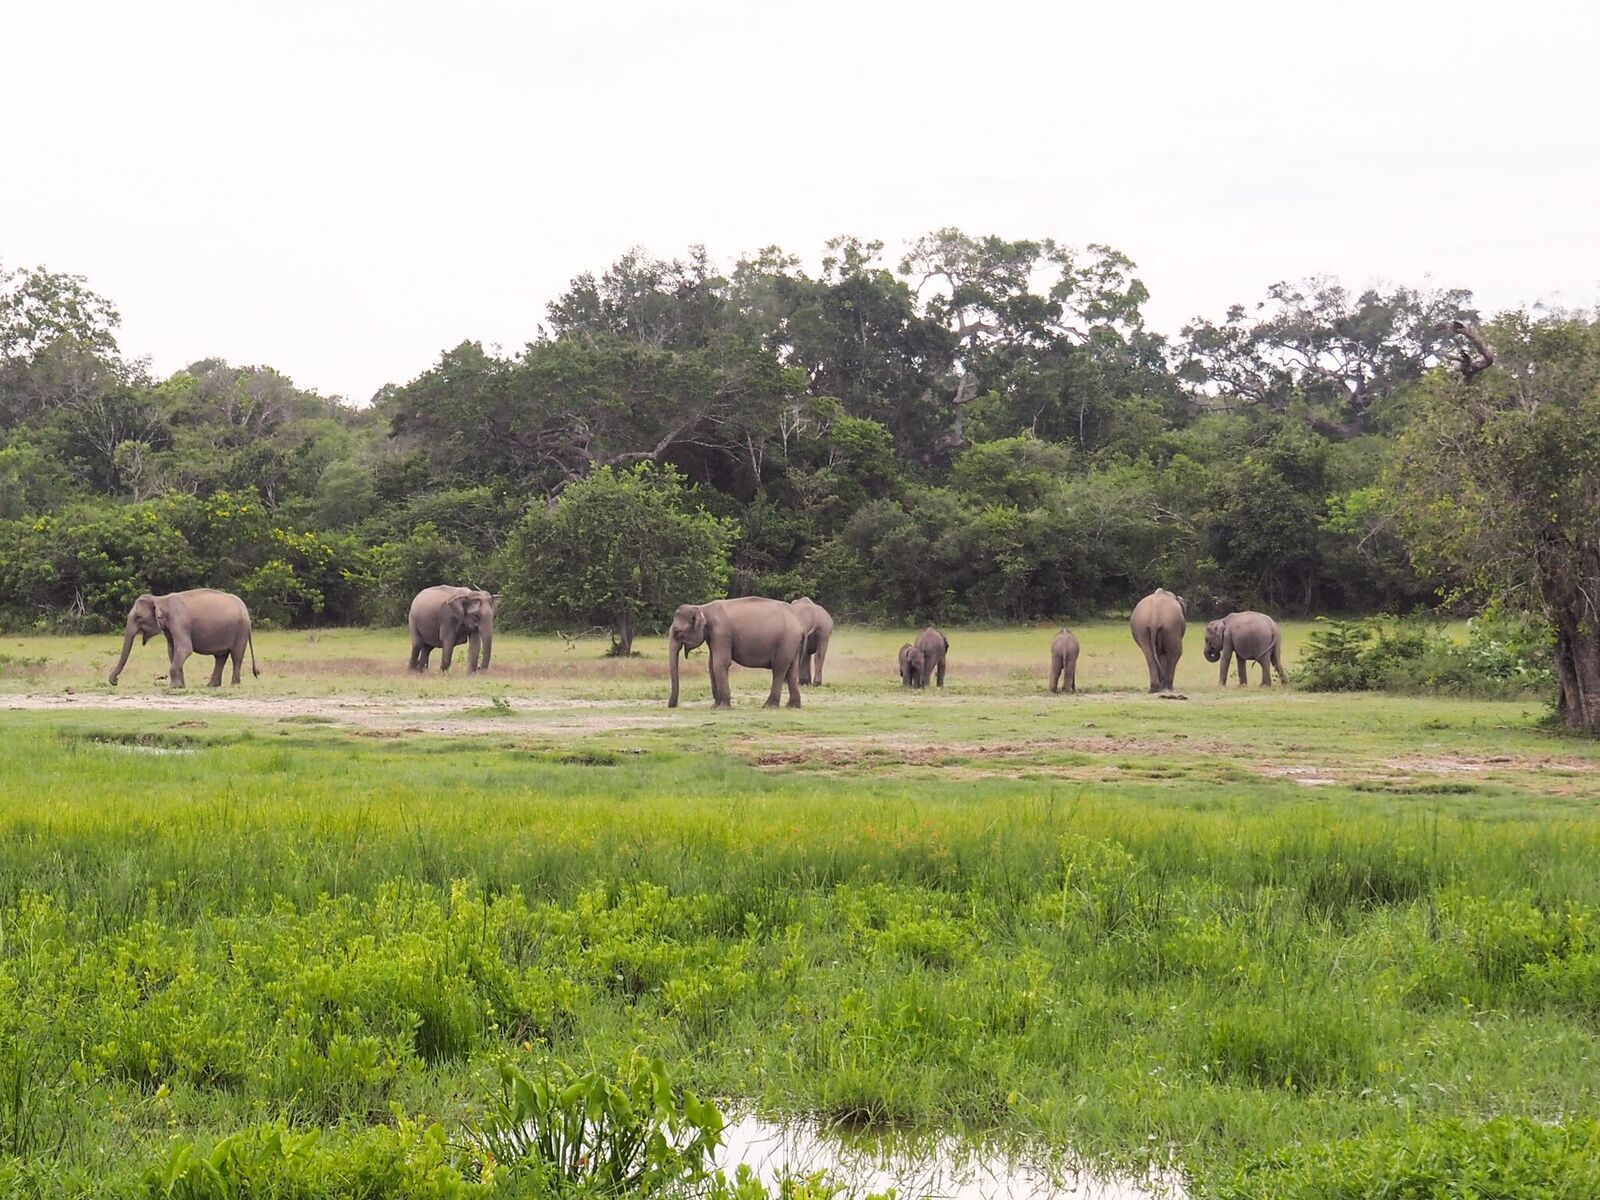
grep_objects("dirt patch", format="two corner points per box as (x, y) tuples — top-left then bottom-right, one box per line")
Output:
(739, 734), (1232, 776)
(1, 691), (676, 736)
(1261, 766), (1338, 787)
(1382, 753), (1599, 774)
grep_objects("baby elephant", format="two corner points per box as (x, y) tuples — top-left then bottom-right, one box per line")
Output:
(1049, 629), (1080, 693)
(898, 643), (926, 687)
(1204, 611), (1288, 687)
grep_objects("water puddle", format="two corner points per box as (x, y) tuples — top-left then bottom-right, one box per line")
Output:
(715, 1114), (1186, 1199)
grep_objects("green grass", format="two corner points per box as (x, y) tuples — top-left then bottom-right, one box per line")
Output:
(1, 624), (1598, 1196)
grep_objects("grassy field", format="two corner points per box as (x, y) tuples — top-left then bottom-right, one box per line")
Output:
(3, 622), (1599, 1197)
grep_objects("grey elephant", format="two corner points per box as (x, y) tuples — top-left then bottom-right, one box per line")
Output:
(898, 642), (926, 688)
(667, 596), (806, 708)
(1130, 589), (1187, 693)
(1049, 629), (1080, 694)
(1205, 611), (1288, 686)
(108, 589), (259, 689)
(908, 626), (948, 689)
(790, 597), (834, 685)
(408, 585), (498, 672)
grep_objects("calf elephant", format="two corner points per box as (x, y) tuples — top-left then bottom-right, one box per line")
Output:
(1131, 589), (1187, 693)
(790, 597), (834, 685)
(1205, 611), (1288, 686)
(1049, 629), (1080, 694)
(898, 643), (926, 688)
(910, 626), (949, 689)
(409, 586), (498, 673)
(667, 596), (805, 708)
(108, 589), (259, 689)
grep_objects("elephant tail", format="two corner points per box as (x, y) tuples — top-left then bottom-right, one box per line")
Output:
(248, 631), (261, 678)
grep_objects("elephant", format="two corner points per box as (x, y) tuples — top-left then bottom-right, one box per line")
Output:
(1049, 629), (1080, 694)
(408, 586), (498, 673)
(790, 597), (834, 685)
(1130, 588), (1187, 693)
(909, 626), (948, 689)
(1204, 610), (1288, 687)
(667, 596), (806, 709)
(108, 589), (259, 689)
(898, 642), (926, 688)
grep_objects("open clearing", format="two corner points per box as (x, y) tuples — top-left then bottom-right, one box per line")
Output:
(4, 622), (1600, 1196)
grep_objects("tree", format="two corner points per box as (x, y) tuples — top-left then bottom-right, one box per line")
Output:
(1389, 313), (1600, 728)
(1179, 279), (1476, 440)
(503, 464), (735, 655)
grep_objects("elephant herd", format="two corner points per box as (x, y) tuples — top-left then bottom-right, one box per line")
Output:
(104, 585), (1286, 703)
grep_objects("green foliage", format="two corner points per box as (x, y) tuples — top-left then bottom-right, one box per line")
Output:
(1298, 613), (1553, 696)
(472, 1056), (723, 1195)
(503, 465), (734, 653)
(1209, 1117), (1600, 1199)
(1, 251), (1589, 634)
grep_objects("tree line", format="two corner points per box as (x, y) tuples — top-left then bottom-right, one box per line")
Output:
(1, 237), (1596, 722)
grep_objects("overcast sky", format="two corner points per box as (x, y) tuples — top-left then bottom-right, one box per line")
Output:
(7, 0), (1597, 402)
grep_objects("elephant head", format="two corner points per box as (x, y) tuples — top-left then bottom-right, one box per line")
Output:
(667, 604), (708, 708)
(1203, 619), (1227, 662)
(109, 594), (165, 685)
(454, 590), (498, 667)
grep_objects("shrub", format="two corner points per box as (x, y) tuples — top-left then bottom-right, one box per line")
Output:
(1298, 612), (1554, 697)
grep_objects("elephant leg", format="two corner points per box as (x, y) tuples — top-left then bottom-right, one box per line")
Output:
(1138, 634), (1162, 693)
(798, 647), (813, 686)
(1068, 659), (1077, 693)
(935, 656), (946, 688)
(710, 643), (734, 708)
(1050, 657), (1061, 693)
(168, 638), (193, 689)
(230, 643), (245, 685)
(208, 654), (226, 687)
(409, 634), (425, 671)
(1259, 657), (1272, 687)
(1272, 641), (1289, 683)
(785, 652), (802, 708)
(812, 633), (829, 685)
(1235, 653), (1247, 686)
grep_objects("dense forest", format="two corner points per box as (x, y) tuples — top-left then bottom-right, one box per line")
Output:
(1, 233), (1593, 647)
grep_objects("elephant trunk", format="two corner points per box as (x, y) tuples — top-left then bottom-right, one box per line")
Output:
(667, 633), (683, 708)
(478, 612), (494, 671)
(109, 617), (138, 685)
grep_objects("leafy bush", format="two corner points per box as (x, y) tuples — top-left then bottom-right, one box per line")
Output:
(471, 1056), (723, 1196)
(1298, 612), (1553, 697)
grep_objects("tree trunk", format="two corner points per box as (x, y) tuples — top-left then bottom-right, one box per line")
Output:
(1552, 617), (1600, 730)
(612, 610), (635, 657)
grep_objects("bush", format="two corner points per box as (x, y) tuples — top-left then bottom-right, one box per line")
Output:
(1298, 612), (1554, 697)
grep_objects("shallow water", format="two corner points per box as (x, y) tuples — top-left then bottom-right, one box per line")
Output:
(714, 1114), (1187, 1200)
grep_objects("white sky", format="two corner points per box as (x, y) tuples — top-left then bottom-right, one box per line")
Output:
(7, 0), (1598, 402)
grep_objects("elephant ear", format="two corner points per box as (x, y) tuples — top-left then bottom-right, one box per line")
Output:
(446, 594), (469, 618)
(1175, 595), (1189, 616)
(152, 601), (170, 631)
(488, 593), (501, 609)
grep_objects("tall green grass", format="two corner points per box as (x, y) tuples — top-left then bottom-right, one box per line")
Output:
(2, 715), (1599, 1196)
